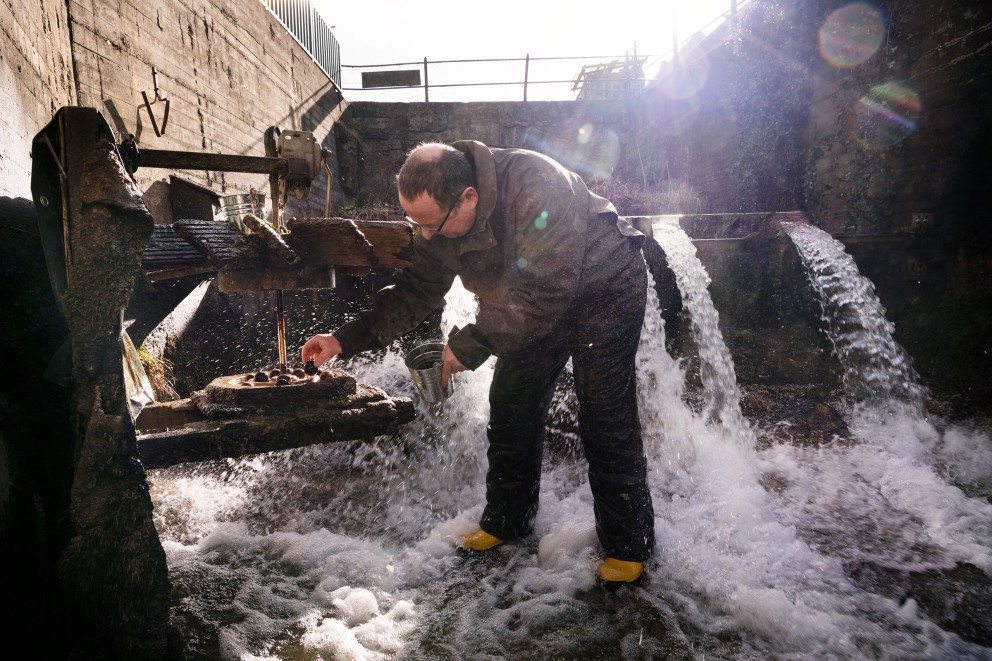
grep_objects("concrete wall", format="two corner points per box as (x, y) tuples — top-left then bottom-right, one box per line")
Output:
(0, 0), (75, 199)
(67, 0), (346, 221)
(1, 0), (345, 219)
(0, 1), (75, 645)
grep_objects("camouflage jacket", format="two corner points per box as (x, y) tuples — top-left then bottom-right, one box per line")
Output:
(333, 140), (644, 370)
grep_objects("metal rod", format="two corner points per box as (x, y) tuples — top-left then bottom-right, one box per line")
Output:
(423, 57), (429, 102)
(523, 53), (530, 101)
(276, 290), (288, 372)
(132, 149), (289, 175)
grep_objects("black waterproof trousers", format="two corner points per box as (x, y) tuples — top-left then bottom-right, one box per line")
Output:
(479, 245), (655, 561)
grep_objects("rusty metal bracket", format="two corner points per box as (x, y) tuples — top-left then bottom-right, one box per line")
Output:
(141, 67), (170, 137)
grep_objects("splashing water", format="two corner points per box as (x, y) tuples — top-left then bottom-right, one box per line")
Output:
(148, 260), (992, 660)
(782, 221), (926, 410)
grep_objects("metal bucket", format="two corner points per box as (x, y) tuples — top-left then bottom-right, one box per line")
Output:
(218, 191), (265, 231)
(404, 341), (454, 403)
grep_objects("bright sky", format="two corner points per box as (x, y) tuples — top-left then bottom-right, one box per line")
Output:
(313, 0), (747, 102)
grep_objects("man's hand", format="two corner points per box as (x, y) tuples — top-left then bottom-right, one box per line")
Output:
(440, 343), (466, 389)
(301, 334), (343, 368)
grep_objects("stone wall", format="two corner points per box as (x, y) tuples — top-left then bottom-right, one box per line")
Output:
(804, 0), (992, 239)
(628, 0), (821, 216)
(799, 0), (992, 408)
(331, 3), (820, 218)
(336, 100), (634, 208)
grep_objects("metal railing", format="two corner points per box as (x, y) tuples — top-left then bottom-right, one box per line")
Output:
(338, 0), (748, 102)
(342, 54), (656, 102)
(260, 0), (341, 86)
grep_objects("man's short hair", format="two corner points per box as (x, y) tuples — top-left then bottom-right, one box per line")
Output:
(397, 143), (475, 207)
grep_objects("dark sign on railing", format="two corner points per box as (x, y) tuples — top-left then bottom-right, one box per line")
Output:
(362, 70), (422, 89)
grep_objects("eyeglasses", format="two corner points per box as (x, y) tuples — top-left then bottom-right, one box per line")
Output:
(408, 188), (466, 235)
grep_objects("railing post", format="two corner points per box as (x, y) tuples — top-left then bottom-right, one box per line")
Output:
(423, 57), (429, 102)
(523, 53), (530, 101)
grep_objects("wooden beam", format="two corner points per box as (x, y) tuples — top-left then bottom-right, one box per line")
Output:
(286, 217), (414, 269)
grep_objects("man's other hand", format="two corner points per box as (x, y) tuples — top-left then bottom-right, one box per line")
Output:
(301, 334), (343, 367)
(440, 343), (466, 389)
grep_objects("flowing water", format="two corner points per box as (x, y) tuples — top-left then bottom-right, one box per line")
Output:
(148, 225), (992, 660)
(780, 221), (927, 410)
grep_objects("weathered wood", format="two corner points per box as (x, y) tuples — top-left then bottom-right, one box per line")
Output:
(146, 265), (218, 282)
(141, 217), (414, 287)
(32, 106), (172, 658)
(243, 214), (300, 264)
(136, 399), (413, 468)
(173, 218), (258, 265)
(135, 370), (416, 468)
(287, 217), (414, 268)
(143, 224), (207, 269)
(133, 149), (288, 175)
(134, 398), (207, 431)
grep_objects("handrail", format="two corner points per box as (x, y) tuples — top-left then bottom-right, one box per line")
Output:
(336, 0), (749, 101)
(259, 0), (342, 86)
(342, 54), (661, 69)
(341, 53), (652, 100)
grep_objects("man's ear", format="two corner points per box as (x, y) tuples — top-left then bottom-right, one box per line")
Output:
(463, 187), (479, 204)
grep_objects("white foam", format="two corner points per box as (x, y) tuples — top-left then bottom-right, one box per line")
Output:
(146, 261), (992, 660)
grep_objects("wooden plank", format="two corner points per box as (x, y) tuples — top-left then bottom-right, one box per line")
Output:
(142, 224), (208, 270)
(286, 217), (414, 269)
(135, 394), (415, 468)
(173, 218), (258, 265)
(141, 217), (414, 287)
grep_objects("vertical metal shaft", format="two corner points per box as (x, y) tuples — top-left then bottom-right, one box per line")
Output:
(264, 125), (289, 372)
(523, 53), (530, 101)
(276, 290), (288, 372)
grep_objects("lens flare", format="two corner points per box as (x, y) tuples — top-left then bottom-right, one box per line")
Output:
(656, 50), (710, 100)
(819, 3), (886, 68)
(854, 83), (921, 149)
(522, 125), (619, 180)
(576, 124), (593, 145)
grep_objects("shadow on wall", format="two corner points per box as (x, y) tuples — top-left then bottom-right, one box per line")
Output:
(302, 82), (347, 134)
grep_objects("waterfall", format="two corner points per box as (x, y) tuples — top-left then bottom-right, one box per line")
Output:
(782, 221), (926, 411)
(650, 220), (756, 448)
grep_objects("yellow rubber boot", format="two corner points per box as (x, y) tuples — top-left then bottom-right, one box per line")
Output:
(598, 557), (644, 584)
(457, 529), (503, 552)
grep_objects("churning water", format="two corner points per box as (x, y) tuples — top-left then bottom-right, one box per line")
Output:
(148, 224), (992, 660)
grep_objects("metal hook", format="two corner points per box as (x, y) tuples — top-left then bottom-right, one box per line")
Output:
(141, 66), (170, 137)
(322, 149), (333, 218)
